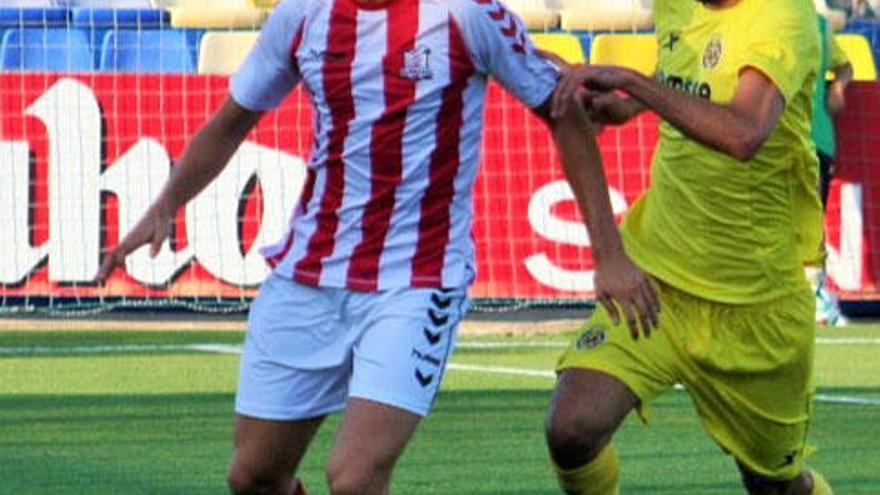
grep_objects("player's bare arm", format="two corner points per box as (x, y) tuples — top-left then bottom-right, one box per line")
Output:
(534, 99), (660, 339)
(95, 98), (263, 282)
(827, 61), (853, 115)
(553, 65), (785, 161)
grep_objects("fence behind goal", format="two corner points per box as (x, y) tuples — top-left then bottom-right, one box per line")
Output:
(0, 1), (878, 314)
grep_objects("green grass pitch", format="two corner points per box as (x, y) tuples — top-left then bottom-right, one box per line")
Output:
(0, 323), (878, 494)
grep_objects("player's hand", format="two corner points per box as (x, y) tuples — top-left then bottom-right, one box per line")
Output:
(594, 251), (660, 340)
(94, 198), (176, 283)
(536, 50), (612, 132)
(586, 92), (640, 126)
(552, 65), (632, 120)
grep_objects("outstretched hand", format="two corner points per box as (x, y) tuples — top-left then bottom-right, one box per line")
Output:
(94, 200), (176, 283)
(594, 252), (660, 340)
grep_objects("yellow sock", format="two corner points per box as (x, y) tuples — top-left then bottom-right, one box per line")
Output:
(553, 444), (620, 495)
(810, 469), (833, 495)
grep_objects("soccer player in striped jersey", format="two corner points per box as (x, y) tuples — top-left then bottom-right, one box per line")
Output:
(95, 0), (659, 493)
(545, 0), (834, 494)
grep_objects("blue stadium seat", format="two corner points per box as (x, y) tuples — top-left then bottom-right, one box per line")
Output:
(0, 7), (69, 45)
(0, 28), (92, 71)
(55, 1), (154, 6)
(71, 8), (169, 28)
(0, 7), (69, 28)
(99, 29), (194, 73)
(72, 8), (169, 67)
(183, 28), (205, 66)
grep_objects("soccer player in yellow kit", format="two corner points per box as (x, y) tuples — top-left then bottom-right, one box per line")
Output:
(543, 0), (834, 493)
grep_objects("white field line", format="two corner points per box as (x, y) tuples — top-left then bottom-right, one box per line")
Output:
(815, 337), (880, 345)
(1, 343), (879, 407)
(447, 363), (555, 378)
(814, 394), (880, 406)
(456, 341), (569, 349)
(0, 343), (232, 355)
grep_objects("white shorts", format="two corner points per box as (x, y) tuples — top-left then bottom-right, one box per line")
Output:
(235, 274), (469, 420)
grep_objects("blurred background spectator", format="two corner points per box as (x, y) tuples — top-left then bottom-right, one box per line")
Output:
(811, 13), (854, 326)
(830, 0), (877, 18)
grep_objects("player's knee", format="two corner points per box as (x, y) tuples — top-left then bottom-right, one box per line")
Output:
(545, 408), (606, 468)
(227, 465), (285, 495)
(737, 463), (810, 495)
(326, 460), (385, 495)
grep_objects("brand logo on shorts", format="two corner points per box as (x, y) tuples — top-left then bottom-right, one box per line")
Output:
(415, 369), (435, 387)
(778, 450), (798, 468)
(576, 325), (607, 350)
(702, 36), (723, 69)
(401, 46), (433, 81)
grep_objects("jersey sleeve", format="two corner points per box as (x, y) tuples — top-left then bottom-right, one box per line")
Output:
(230, 0), (304, 112)
(453, 0), (559, 109)
(733, 4), (818, 103)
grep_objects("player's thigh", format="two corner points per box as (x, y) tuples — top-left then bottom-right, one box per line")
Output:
(229, 414), (325, 486)
(547, 368), (639, 445)
(554, 284), (681, 426)
(684, 287), (815, 480)
(327, 398), (422, 490)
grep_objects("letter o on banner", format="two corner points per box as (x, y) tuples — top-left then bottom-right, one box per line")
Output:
(187, 142), (306, 286)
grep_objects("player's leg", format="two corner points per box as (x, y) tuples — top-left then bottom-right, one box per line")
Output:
(325, 399), (421, 495)
(813, 150), (843, 326)
(680, 287), (833, 495)
(228, 415), (324, 495)
(325, 286), (468, 495)
(229, 274), (353, 494)
(547, 281), (681, 494)
(737, 463), (833, 495)
(545, 369), (637, 495)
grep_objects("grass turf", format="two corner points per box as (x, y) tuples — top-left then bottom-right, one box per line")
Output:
(0, 324), (878, 494)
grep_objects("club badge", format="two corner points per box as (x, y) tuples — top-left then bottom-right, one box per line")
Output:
(702, 36), (723, 69)
(576, 325), (608, 350)
(401, 45), (433, 81)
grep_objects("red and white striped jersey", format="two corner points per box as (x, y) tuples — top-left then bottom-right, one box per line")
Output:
(231, 0), (559, 291)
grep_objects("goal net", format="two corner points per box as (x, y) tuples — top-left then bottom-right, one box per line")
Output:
(0, 3), (877, 314)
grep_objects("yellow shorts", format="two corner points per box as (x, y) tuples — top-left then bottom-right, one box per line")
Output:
(557, 281), (816, 480)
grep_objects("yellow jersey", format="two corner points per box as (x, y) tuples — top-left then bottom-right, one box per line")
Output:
(620, 0), (823, 304)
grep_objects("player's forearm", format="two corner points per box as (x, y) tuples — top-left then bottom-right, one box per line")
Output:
(620, 71), (765, 160)
(551, 106), (625, 263)
(158, 98), (263, 211)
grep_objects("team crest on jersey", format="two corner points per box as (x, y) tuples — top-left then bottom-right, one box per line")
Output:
(401, 46), (433, 81)
(702, 36), (723, 69)
(576, 325), (607, 350)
